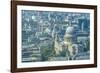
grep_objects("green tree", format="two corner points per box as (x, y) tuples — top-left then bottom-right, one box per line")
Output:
(40, 43), (55, 61)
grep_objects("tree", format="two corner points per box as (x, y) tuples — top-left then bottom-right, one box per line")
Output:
(40, 43), (55, 61)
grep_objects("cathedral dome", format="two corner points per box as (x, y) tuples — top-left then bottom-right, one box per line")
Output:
(66, 26), (75, 34)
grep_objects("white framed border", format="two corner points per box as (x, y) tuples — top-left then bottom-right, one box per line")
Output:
(17, 5), (94, 68)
